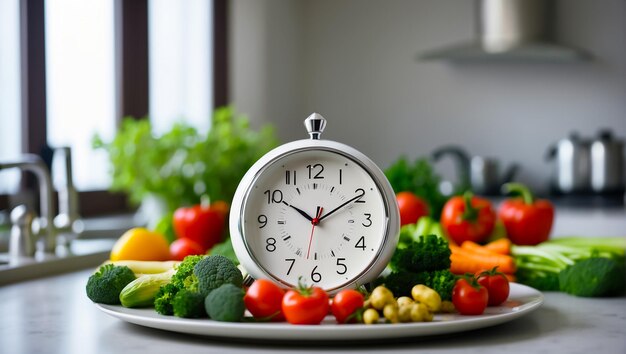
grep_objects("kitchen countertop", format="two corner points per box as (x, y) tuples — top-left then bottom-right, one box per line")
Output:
(1, 208), (625, 354)
(1, 269), (625, 354)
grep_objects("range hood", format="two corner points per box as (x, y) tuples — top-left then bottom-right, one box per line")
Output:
(420, 0), (590, 62)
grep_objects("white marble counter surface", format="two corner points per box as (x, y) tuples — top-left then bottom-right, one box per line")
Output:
(1, 208), (625, 354)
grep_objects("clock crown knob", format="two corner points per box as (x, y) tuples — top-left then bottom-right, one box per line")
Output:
(304, 112), (327, 140)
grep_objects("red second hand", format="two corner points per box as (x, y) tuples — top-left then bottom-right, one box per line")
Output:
(306, 206), (323, 260)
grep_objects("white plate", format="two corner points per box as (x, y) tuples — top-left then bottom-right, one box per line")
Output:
(96, 283), (543, 341)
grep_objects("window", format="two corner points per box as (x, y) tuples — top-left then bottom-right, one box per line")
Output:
(0, 0), (228, 215)
(45, 0), (116, 191)
(149, 0), (213, 134)
(0, 0), (22, 194)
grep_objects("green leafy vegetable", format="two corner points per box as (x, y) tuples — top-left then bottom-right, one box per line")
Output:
(512, 237), (626, 297)
(209, 238), (239, 265)
(559, 258), (625, 297)
(397, 217), (444, 248)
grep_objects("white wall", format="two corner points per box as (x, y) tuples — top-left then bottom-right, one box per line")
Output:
(230, 0), (305, 130)
(230, 0), (626, 193)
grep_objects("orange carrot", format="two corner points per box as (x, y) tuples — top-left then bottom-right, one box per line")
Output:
(449, 243), (517, 275)
(461, 240), (500, 256)
(455, 242), (515, 268)
(483, 238), (512, 255)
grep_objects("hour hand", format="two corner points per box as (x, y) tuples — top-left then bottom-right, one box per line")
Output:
(282, 201), (313, 221)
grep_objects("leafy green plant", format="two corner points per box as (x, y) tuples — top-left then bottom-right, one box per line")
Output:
(384, 156), (449, 219)
(93, 106), (278, 227)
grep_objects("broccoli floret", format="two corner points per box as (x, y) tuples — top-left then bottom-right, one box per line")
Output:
(153, 255), (243, 317)
(390, 234), (451, 272)
(559, 258), (626, 297)
(194, 255), (243, 296)
(86, 264), (135, 304)
(170, 255), (205, 289)
(378, 231), (453, 300)
(377, 269), (456, 300)
(154, 255), (205, 315)
(374, 269), (423, 296)
(426, 269), (456, 301)
(172, 289), (207, 318)
(154, 283), (178, 315)
(205, 284), (245, 322)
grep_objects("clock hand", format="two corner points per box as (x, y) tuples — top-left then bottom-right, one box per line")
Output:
(282, 201), (314, 222)
(306, 206), (323, 259)
(318, 193), (362, 223)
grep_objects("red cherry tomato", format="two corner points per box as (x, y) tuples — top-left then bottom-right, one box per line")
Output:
(441, 192), (496, 245)
(331, 289), (365, 324)
(477, 268), (510, 306)
(282, 285), (329, 325)
(169, 238), (205, 261)
(172, 202), (228, 250)
(396, 191), (430, 226)
(452, 278), (488, 315)
(244, 279), (286, 321)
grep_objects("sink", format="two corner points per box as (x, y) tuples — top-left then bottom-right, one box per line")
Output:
(0, 213), (140, 285)
(0, 239), (116, 285)
(78, 213), (141, 240)
(0, 152), (144, 285)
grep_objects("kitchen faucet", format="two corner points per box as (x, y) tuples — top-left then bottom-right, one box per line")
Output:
(0, 154), (56, 252)
(0, 148), (81, 254)
(52, 147), (81, 237)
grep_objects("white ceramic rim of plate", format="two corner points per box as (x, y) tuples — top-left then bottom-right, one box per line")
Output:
(96, 283), (543, 341)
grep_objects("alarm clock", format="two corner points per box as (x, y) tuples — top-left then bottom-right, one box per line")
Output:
(229, 113), (400, 293)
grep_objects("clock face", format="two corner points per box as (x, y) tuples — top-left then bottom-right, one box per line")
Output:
(239, 148), (389, 291)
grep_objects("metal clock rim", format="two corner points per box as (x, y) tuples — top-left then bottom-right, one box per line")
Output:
(229, 138), (400, 294)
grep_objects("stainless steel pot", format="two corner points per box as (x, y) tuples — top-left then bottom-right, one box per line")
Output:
(546, 133), (591, 194)
(432, 146), (518, 196)
(546, 130), (625, 195)
(590, 130), (625, 194)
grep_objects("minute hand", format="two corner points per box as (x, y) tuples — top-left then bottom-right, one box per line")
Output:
(318, 194), (363, 222)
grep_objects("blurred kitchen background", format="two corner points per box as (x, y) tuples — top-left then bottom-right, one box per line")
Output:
(1, 0), (625, 227)
(230, 0), (625, 200)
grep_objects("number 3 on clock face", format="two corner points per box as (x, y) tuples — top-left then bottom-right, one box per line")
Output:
(240, 149), (390, 291)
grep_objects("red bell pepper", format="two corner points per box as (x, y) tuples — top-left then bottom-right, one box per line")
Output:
(441, 192), (496, 245)
(498, 183), (554, 246)
(172, 201), (229, 251)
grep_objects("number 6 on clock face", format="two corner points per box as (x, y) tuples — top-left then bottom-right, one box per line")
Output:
(230, 114), (400, 294)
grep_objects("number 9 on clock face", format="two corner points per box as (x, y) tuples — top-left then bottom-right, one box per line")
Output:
(239, 149), (390, 292)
